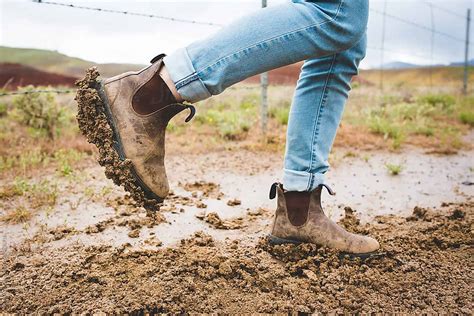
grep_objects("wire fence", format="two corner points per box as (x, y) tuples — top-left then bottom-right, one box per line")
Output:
(367, 2), (471, 94)
(1, 0), (472, 110)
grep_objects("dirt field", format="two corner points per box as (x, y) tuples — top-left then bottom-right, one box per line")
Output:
(1, 144), (473, 313)
(1, 77), (473, 312)
(0, 63), (78, 90)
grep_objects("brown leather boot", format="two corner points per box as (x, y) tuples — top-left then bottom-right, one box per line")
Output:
(268, 183), (380, 254)
(76, 54), (195, 205)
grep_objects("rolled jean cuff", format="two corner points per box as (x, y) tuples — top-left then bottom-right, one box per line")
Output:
(163, 48), (211, 103)
(283, 169), (325, 192)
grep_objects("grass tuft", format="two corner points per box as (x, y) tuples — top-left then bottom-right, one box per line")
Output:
(385, 163), (404, 175)
(1, 206), (32, 224)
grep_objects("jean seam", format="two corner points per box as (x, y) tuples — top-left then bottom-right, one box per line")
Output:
(305, 54), (338, 191)
(194, 0), (345, 75)
(175, 73), (200, 90)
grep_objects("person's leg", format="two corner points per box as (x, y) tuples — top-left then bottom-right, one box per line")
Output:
(283, 34), (367, 191)
(164, 0), (368, 103)
(268, 35), (379, 254)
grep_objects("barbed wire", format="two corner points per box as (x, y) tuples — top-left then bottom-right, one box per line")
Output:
(0, 86), (261, 97)
(424, 1), (467, 19)
(33, 0), (224, 27)
(370, 8), (468, 44)
(0, 89), (76, 97)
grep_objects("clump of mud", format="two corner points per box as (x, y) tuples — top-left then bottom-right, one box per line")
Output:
(196, 211), (244, 229)
(182, 181), (223, 199)
(2, 202), (473, 313)
(75, 68), (161, 211)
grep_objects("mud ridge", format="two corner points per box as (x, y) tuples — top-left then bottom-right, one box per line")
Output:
(75, 68), (161, 211)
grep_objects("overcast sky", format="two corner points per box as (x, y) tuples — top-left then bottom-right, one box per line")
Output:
(1, 0), (472, 69)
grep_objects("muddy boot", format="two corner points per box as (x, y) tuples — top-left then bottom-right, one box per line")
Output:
(75, 54), (195, 209)
(268, 183), (380, 254)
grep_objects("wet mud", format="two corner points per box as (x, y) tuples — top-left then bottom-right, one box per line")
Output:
(75, 68), (162, 211)
(2, 201), (472, 313)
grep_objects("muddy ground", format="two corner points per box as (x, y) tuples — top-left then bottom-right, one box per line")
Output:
(1, 147), (473, 313)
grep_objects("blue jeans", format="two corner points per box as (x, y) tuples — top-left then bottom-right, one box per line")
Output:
(165, 0), (368, 192)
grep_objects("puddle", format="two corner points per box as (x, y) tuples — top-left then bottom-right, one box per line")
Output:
(1, 149), (472, 250)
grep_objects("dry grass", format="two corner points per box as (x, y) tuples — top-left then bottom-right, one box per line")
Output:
(1, 206), (32, 224)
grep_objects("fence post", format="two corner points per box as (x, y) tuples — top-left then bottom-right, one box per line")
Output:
(260, 0), (269, 136)
(379, 0), (387, 92)
(463, 8), (471, 95)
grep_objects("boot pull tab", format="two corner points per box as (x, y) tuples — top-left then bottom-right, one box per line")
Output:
(269, 182), (280, 200)
(183, 104), (196, 122)
(150, 53), (167, 64)
(321, 184), (336, 196)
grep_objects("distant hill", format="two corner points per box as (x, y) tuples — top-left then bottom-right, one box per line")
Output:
(0, 63), (77, 89)
(361, 65), (473, 88)
(0, 46), (146, 78)
(380, 59), (474, 70)
(381, 61), (421, 69)
(450, 58), (474, 67)
(1, 46), (472, 89)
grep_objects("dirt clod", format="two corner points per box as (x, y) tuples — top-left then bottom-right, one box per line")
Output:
(227, 198), (241, 206)
(199, 212), (245, 230)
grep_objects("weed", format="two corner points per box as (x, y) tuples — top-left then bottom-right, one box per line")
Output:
(269, 106), (290, 125)
(368, 114), (405, 149)
(1, 206), (32, 224)
(459, 111), (474, 127)
(29, 180), (58, 209)
(385, 163), (404, 175)
(12, 86), (65, 140)
(418, 94), (455, 110)
(100, 186), (113, 197)
(344, 151), (357, 158)
(203, 110), (253, 140)
(84, 187), (95, 200)
(0, 178), (58, 209)
(239, 94), (259, 110)
(54, 149), (86, 176)
(0, 103), (7, 117)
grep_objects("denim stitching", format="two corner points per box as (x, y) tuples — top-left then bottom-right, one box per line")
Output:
(305, 53), (337, 191)
(194, 0), (345, 75)
(308, 173), (315, 192)
(175, 73), (200, 89)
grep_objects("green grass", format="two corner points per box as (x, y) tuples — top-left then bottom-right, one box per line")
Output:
(269, 106), (290, 125)
(459, 111), (474, 126)
(194, 95), (259, 140)
(385, 163), (404, 175)
(0, 178), (58, 211)
(362, 93), (469, 150)
(0, 147), (86, 175)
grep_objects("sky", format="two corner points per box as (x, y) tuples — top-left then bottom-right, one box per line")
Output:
(1, 0), (472, 69)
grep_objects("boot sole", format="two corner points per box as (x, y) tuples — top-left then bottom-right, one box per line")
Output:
(267, 234), (382, 260)
(75, 68), (164, 210)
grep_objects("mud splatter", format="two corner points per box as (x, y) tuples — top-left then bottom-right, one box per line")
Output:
(75, 68), (162, 211)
